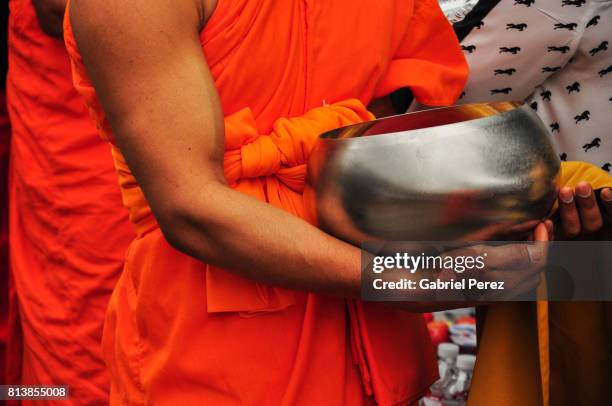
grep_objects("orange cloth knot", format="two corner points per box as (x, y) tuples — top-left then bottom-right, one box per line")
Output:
(240, 135), (282, 179)
(222, 100), (374, 195)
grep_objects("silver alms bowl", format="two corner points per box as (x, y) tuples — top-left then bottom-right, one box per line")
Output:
(305, 102), (561, 243)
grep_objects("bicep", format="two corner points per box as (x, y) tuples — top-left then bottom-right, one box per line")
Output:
(70, 0), (225, 217)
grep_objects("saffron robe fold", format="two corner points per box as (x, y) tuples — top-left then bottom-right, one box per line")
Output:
(0, 87), (9, 387)
(7, 1), (134, 404)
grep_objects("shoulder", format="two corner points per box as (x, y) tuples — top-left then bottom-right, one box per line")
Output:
(69, 0), (207, 38)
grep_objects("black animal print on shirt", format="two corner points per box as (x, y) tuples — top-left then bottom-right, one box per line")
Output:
(494, 68), (517, 75)
(574, 110), (591, 124)
(514, 0), (535, 7)
(490, 87), (513, 95)
(499, 46), (521, 54)
(562, 0), (585, 7)
(589, 41), (609, 57)
(586, 15), (600, 27)
(566, 82), (580, 93)
(506, 23), (528, 31)
(582, 137), (600, 152)
(554, 22), (577, 30)
(548, 46), (570, 53)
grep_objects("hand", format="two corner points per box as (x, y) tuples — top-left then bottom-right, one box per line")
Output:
(557, 183), (612, 239)
(464, 222), (551, 300)
(389, 222), (551, 312)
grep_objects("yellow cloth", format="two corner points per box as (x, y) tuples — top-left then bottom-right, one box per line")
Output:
(469, 161), (612, 406)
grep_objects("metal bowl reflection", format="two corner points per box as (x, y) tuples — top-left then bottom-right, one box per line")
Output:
(305, 102), (561, 243)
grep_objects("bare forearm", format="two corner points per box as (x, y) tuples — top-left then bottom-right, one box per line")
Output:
(32, 0), (66, 38)
(162, 182), (509, 310)
(163, 181), (362, 297)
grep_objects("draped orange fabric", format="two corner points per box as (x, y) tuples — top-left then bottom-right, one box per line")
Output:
(65, 0), (468, 404)
(6, 1), (134, 404)
(0, 88), (9, 386)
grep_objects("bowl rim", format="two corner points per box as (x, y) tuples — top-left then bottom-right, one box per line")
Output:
(319, 101), (526, 140)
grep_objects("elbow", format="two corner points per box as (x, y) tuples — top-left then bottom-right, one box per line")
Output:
(152, 183), (225, 261)
(157, 220), (190, 256)
(155, 203), (202, 257)
(32, 0), (66, 38)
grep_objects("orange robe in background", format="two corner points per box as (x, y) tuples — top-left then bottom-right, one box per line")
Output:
(6, 1), (134, 404)
(0, 87), (9, 386)
(65, 0), (468, 404)
(1, 0), (9, 385)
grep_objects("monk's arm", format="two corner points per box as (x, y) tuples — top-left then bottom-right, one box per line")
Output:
(31, 0), (65, 38)
(69, 0), (367, 298)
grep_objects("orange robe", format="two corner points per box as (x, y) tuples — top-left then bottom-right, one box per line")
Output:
(64, 0), (468, 404)
(6, 1), (134, 404)
(1, 0), (8, 384)
(0, 87), (9, 386)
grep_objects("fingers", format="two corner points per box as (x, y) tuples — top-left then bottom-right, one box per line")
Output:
(526, 224), (548, 274)
(545, 219), (554, 241)
(438, 224), (551, 300)
(575, 182), (603, 233)
(534, 221), (550, 242)
(558, 183), (607, 238)
(504, 220), (540, 241)
(475, 241), (545, 270)
(601, 188), (612, 223)
(559, 186), (581, 238)
(529, 220), (553, 241)
(479, 223), (549, 299)
(479, 257), (543, 300)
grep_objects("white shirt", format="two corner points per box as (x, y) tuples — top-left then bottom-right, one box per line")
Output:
(455, 0), (611, 171)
